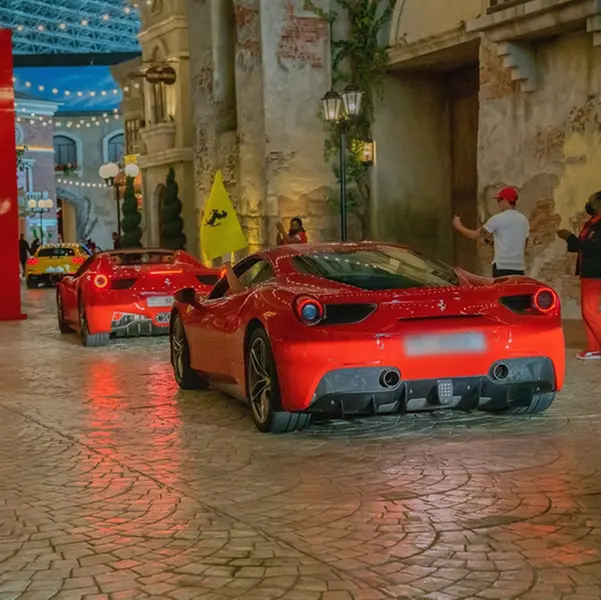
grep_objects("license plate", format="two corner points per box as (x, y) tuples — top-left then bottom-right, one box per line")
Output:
(147, 296), (174, 307)
(404, 332), (486, 356)
(46, 266), (64, 273)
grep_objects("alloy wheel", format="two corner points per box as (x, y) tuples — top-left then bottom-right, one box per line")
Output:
(248, 337), (272, 424)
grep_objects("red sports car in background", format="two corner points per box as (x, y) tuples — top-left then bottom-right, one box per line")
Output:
(169, 242), (565, 433)
(56, 249), (220, 347)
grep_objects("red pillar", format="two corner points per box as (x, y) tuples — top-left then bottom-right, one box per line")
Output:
(0, 30), (24, 321)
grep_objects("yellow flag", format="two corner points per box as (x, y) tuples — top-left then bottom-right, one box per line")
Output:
(200, 170), (248, 262)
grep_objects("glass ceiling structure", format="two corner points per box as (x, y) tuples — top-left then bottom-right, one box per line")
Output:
(0, 0), (140, 54)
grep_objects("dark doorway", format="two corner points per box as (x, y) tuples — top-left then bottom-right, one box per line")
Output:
(448, 66), (479, 273)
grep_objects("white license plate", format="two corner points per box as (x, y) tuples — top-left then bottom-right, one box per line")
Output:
(404, 332), (486, 356)
(46, 266), (64, 273)
(147, 296), (174, 308)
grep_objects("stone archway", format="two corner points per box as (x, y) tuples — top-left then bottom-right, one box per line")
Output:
(56, 187), (98, 242)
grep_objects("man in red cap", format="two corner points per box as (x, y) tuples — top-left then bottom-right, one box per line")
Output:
(453, 186), (529, 277)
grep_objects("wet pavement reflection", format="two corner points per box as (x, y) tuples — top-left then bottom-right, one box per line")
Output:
(0, 288), (601, 599)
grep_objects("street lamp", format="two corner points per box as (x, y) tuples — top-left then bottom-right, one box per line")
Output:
(322, 85), (364, 242)
(99, 162), (140, 237)
(28, 197), (54, 242)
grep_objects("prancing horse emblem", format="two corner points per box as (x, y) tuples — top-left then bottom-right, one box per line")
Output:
(165, 278), (171, 286)
(438, 300), (446, 312)
(204, 209), (228, 227)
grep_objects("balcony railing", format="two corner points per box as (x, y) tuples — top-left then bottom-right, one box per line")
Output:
(488, 0), (529, 13)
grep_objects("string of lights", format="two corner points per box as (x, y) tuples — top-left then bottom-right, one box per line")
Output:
(15, 107), (121, 128)
(12, 77), (128, 98)
(57, 177), (110, 189)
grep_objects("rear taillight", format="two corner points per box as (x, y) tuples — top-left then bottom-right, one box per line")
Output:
(72, 257), (85, 264)
(533, 288), (558, 313)
(197, 274), (219, 285)
(500, 290), (559, 314)
(27, 258), (38, 265)
(93, 274), (109, 289)
(293, 296), (324, 325)
(110, 278), (137, 290)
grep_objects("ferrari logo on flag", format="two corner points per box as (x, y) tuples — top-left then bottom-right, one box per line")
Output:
(200, 170), (248, 262)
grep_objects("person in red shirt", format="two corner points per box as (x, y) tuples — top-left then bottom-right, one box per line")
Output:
(557, 191), (601, 360)
(277, 217), (308, 245)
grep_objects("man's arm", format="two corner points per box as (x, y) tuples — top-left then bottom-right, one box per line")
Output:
(453, 215), (485, 240)
(224, 261), (245, 294)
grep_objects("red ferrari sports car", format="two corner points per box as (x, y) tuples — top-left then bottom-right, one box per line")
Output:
(55, 248), (220, 347)
(169, 242), (565, 433)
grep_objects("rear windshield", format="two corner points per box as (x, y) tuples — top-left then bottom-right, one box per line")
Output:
(110, 252), (175, 266)
(291, 246), (460, 290)
(38, 247), (75, 257)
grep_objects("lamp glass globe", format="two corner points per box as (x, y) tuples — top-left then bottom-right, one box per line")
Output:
(124, 163), (140, 178)
(105, 162), (120, 178)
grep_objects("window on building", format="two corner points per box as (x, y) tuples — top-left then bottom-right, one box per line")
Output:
(107, 133), (125, 163)
(125, 119), (142, 154)
(53, 136), (77, 166)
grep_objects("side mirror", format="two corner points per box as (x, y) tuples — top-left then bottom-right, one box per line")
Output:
(174, 287), (197, 305)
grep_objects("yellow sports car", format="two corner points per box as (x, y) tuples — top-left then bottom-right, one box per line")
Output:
(26, 243), (91, 289)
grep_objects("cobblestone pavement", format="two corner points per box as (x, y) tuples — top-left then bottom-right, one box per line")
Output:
(0, 289), (601, 599)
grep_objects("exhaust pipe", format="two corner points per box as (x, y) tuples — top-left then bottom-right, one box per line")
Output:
(379, 369), (401, 389)
(492, 363), (510, 381)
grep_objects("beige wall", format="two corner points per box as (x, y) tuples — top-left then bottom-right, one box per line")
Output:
(372, 73), (452, 261)
(478, 31), (601, 317)
(390, 0), (482, 46)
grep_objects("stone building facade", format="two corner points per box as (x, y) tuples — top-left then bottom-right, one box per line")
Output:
(376, 0), (601, 317)
(185, 0), (336, 252)
(114, 0), (197, 252)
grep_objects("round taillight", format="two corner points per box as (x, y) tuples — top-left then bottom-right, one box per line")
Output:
(533, 288), (558, 313)
(94, 274), (109, 289)
(293, 296), (324, 325)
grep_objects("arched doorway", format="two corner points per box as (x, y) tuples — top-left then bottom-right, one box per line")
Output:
(57, 198), (77, 243)
(56, 187), (98, 242)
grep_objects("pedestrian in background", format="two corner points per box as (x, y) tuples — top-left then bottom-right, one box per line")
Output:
(557, 191), (601, 360)
(19, 234), (30, 278)
(453, 186), (529, 277)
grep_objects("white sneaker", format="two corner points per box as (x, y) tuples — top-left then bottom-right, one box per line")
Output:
(575, 351), (601, 360)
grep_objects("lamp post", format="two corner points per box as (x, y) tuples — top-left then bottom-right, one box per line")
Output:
(322, 85), (364, 242)
(99, 162), (140, 237)
(27, 197), (54, 243)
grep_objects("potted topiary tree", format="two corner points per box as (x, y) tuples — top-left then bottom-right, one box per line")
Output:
(160, 167), (187, 250)
(120, 176), (143, 248)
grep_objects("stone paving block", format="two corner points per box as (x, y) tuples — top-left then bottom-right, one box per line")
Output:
(0, 291), (601, 598)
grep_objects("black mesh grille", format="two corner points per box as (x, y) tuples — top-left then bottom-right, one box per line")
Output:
(110, 278), (137, 290)
(322, 304), (377, 325)
(499, 294), (533, 314)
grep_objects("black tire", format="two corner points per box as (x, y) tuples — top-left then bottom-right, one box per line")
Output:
(504, 392), (555, 415)
(26, 276), (37, 289)
(79, 299), (109, 347)
(171, 313), (209, 390)
(245, 328), (310, 433)
(56, 291), (74, 334)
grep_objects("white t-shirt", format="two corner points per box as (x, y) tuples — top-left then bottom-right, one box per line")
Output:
(483, 209), (529, 271)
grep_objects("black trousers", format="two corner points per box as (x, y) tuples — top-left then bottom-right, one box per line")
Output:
(493, 264), (525, 278)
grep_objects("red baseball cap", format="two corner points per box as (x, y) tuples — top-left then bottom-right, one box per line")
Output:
(495, 186), (518, 204)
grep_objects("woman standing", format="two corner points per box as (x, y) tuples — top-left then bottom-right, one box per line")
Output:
(557, 191), (601, 360)
(276, 217), (308, 245)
